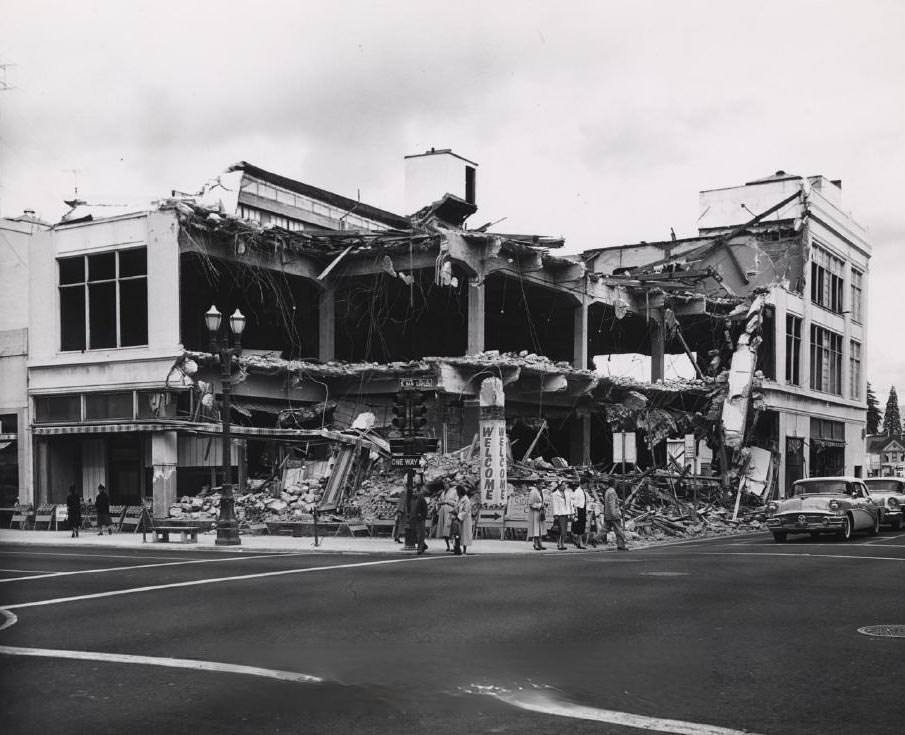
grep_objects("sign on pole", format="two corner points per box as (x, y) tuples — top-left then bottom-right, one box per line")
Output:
(612, 432), (637, 465)
(479, 377), (507, 505)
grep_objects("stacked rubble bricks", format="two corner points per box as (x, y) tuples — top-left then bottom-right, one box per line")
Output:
(169, 450), (767, 543)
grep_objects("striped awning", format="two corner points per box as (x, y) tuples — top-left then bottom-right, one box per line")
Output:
(31, 420), (380, 451)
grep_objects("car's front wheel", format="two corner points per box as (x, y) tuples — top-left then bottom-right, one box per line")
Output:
(869, 513), (880, 536)
(892, 516), (903, 531)
(837, 515), (853, 541)
(772, 532), (787, 543)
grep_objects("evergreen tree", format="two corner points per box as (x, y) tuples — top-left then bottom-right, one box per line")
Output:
(883, 386), (902, 438)
(866, 382), (882, 435)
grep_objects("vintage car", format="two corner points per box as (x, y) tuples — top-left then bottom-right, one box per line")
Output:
(765, 477), (880, 542)
(863, 478), (905, 530)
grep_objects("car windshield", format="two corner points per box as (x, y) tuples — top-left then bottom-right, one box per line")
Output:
(865, 480), (903, 492)
(793, 480), (848, 495)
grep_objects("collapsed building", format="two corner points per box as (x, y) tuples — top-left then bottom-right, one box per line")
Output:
(0, 153), (870, 529)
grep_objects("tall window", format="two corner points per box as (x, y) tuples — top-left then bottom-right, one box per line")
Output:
(810, 325), (843, 395)
(58, 248), (148, 351)
(850, 340), (862, 400)
(850, 268), (863, 323)
(810, 245), (845, 314)
(785, 315), (802, 385)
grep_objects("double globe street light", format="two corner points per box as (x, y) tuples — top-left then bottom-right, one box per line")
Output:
(204, 305), (246, 546)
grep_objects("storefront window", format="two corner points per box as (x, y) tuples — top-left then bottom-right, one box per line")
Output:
(85, 392), (134, 421)
(34, 395), (81, 423)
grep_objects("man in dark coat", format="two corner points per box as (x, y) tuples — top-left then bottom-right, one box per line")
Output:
(66, 485), (82, 538)
(410, 485), (429, 554)
(95, 483), (113, 535)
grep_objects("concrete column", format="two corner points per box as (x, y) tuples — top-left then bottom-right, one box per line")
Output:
(573, 301), (589, 370)
(318, 287), (335, 362)
(650, 317), (665, 383)
(151, 432), (178, 518)
(570, 414), (592, 466)
(467, 281), (486, 355)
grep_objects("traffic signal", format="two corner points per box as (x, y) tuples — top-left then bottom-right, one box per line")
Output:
(391, 392), (409, 433)
(410, 391), (427, 432)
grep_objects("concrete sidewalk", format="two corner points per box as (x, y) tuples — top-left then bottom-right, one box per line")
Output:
(0, 527), (594, 555)
(0, 526), (764, 555)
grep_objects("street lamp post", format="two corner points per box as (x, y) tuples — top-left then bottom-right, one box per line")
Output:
(205, 305), (246, 546)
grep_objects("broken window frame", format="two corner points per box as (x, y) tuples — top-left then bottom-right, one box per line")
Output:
(809, 324), (843, 395)
(58, 247), (148, 352)
(849, 339), (862, 400)
(809, 244), (845, 315)
(785, 314), (802, 386)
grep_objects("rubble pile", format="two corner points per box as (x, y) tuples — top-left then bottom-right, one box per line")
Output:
(167, 476), (328, 524)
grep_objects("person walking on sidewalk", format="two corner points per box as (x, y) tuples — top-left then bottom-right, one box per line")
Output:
(95, 483), (113, 535)
(550, 482), (573, 550)
(568, 480), (588, 549)
(527, 484), (546, 550)
(452, 485), (473, 555)
(602, 481), (629, 551)
(412, 485), (429, 554)
(66, 485), (82, 538)
(435, 480), (458, 552)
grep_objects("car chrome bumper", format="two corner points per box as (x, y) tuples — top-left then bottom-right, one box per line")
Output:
(766, 515), (844, 531)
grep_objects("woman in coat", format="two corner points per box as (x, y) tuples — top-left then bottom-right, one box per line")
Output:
(527, 485), (546, 550)
(550, 482), (573, 550)
(66, 485), (82, 538)
(452, 485), (473, 555)
(435, 481), (459, 551)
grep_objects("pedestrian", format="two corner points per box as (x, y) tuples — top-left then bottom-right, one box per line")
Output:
(586, 487), (601, 547)
(412, 484), (429, 554)
(568, 479), (588, 549)
(602, 481), (629, 551)
(435, 479), (458, 551)
(393, 485), (409, 544)
(526, 484), (546, 550)
(550, 482), (573, 550)
(95, 483), (113, 535)
(66, 485), (82, 538)
(452, 485), (473, 555)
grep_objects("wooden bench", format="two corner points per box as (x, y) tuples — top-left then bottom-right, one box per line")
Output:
(335, 520), (372, 537)
(143, 526), (200, 544)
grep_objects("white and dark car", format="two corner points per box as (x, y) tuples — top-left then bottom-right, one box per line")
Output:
(863, 478), (905, 530)
(765, 477), (880, 542)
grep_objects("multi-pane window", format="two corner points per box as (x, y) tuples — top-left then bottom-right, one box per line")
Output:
(58, 248), (148, 351)
(785, 314), (802, 385)
(810, 245), (845, 314)
(849, 340), (862, 400)
(810, 325), (843, 395)
(850, 269), (863, 323)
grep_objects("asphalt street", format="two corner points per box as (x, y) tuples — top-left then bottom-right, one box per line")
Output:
(2, 531), (905, 735)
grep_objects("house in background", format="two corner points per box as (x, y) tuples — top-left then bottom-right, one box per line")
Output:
(866, 434), (905, 477)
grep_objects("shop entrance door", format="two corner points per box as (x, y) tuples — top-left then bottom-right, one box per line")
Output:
(785, 437), (804, 496)
(108, 435), (142, 505)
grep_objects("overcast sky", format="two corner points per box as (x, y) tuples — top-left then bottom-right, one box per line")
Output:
(1, 0), (903, 395)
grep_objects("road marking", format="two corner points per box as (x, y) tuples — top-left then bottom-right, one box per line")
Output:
(0, 645), (323, 683)
(0, 609), (17, 631)
(2, 555), (447, 610)
(0, 551), (204, 561)
(0, 553), (305, 584)
(864, 533), (905, 544)
(474, 686), (763, 735)
(0, 569), (57, 574)
(692, 551), (905, 562)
